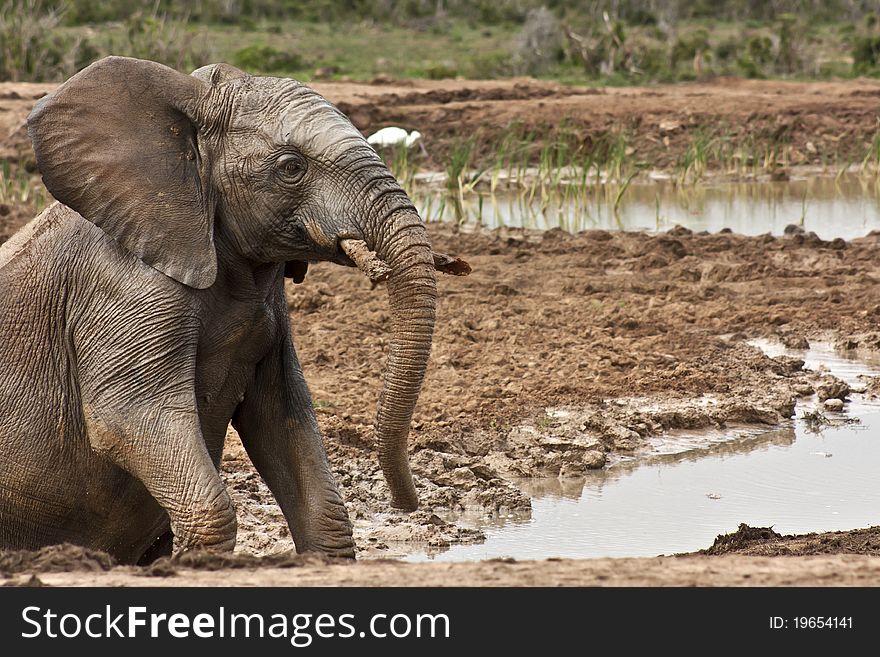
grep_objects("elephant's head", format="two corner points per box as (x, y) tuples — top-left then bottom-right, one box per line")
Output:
(28, 56), (434, 510)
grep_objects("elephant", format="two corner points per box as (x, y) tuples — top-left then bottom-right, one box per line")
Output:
(0, 56), (455, 563)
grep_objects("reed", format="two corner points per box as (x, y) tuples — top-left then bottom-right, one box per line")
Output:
(0, 160), (47, 212)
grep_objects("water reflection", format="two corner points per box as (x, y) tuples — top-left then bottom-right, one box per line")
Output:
(752, 339), (880, 390)
(518, 424), (797, 504)
(415, 173), (880, 240)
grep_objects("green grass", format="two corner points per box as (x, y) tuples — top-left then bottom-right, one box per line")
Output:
(54, 18), (518, 82)
(3, 1), (880, 85)
(861, 126), (880, 172)
(0, 160), (46, 212)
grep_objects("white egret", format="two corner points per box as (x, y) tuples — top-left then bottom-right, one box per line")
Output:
(367, 127), (425, 152)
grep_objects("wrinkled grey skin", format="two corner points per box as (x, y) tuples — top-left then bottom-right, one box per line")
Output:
(0, 57), (436, 563)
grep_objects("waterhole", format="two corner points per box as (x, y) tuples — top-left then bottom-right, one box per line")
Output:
(406, 342), (880, 561)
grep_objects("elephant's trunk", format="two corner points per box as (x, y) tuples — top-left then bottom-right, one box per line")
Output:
(371, 210), (437, 510)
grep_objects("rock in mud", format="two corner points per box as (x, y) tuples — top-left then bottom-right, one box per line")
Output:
(582, 450), (607, 469)
(816, 378), (850, 402)
(862, 376), (880, 398)
(558, 462), (586, 478)
(701, 524), (783, 555)
(793, 383), (814, 397)
(823, 398), (845, 412)
(780, 333), (810, 350)
(772, 355), (805, 372)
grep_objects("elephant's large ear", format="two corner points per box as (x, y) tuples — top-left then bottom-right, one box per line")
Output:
(28, 56), (217, 289)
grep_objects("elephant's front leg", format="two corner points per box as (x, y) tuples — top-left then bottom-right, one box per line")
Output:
(76, 314), (237, 557)
(85, 406), (238, 553)
(232, 330), (355, 558)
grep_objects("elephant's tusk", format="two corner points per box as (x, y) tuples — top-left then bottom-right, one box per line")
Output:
(432, 251), (471, 276)
(339, 239), (393, 284)
(340, 239), (471, 284)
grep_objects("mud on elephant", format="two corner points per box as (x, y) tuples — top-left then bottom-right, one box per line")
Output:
(0, 56), (466, 563)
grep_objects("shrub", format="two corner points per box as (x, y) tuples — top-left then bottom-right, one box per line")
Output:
(512, 6), (562, 76)
(733, 33), (772, 78)
(467, 51), (512, 78)
(714, 39), (739, 62)
(622, 8), (657, 26)
(670, 29), (709, 70)
(424, 62), (458, 79)
(108, 8), (213, 72)
(0, 0), (76, 81)
(774, 13), (801, 74)
(233, 44), (304, 74)
(65, 0), (136, 25)
(635, 46), (668, 78)
(853, 35), (880, 74)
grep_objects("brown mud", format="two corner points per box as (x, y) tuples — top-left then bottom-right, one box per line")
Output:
(3, 78), (880, 585)
(5, 540), (880, 587)
(703, 524), (880, 557)
(325, 77), (880, 172)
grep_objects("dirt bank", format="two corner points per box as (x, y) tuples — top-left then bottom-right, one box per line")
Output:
(330, 77), (880, 172)
(3, 77), (880, 177)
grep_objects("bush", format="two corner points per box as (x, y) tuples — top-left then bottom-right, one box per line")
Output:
(853, 35), (880, 74)
(622, 8), (657, 26)
(238, 16), (258, 31)
(671, 29), (709, 68)
(423, 62), (458, 79)
(746, 35), (773, 63)
(731, 33), (772, 77)
(512, 6), (562, 76)
(0, 0), (78, 81)
(467, 51), (512, 78)
(233, 44), (304, 74)
(107, 9), (213, 72)
(635, 46), (667, 78)
(65, 0), (136, 25)
(714, 39), (739, 62)
(774, 13), (801, 74)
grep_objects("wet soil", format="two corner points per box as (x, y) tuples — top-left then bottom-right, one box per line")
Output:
(703, 524), (880, 557)
(4, 78), (880, 585)
(270, 223), (880, 561)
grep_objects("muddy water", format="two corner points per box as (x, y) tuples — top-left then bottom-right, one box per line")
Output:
(406, 343), (880, 561)
(416, 174), (880, 239)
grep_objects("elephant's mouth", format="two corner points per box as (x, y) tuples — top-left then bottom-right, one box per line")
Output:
(290, 215), (365, 267)
(283, 236), (361, 283)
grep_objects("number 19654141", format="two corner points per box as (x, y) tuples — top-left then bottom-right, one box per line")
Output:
(770, 617), (853, 629)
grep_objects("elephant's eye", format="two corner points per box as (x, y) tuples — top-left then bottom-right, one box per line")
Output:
(276, 153), (306, 181)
